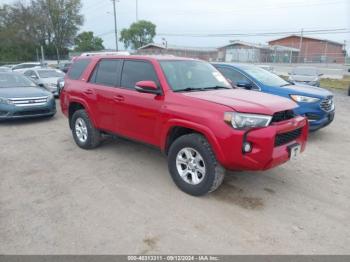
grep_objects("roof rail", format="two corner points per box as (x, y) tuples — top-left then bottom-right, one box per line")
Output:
(80, 51), (130, 57)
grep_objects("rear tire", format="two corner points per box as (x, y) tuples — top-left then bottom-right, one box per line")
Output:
(71, 109), (101, 149)
(168, 133), (225, 196)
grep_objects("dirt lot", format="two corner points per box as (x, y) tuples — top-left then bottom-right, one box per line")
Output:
(0, 89), (349, 255)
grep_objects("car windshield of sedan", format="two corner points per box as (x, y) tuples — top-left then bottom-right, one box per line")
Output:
(0, 73), (36, 88)
(292, 67), (318, 76)
(242, 66), (289, 87)
(37, 70), (65, 78)
(160, 60), (231, 92)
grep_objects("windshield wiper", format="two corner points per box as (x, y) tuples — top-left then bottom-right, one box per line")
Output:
(174, 87), (205, 92)
(280, 83), (292, 87)
(174, 86), (231, 92)
(204, 86), (231, 90)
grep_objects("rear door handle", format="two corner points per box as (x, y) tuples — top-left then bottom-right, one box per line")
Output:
(113, 95), (125, 102)
(84, 89), (93, 95)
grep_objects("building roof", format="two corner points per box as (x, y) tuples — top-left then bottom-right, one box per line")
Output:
(138, 43), (218, 52)
(220, 40), (271, 50)
(219, 40), (299, 52)
(268, 35), (344, 46)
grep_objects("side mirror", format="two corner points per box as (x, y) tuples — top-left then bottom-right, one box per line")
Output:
(135, 81), (161, 95)
(236, 81), (253, 90)
(318, 73), (324, 76)
(288, 72), (292, 75)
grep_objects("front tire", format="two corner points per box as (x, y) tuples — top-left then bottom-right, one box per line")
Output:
(71, 109), (101, 149)
(168, 133), (225, 196)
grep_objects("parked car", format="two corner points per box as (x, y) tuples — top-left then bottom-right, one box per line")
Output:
(0, 72), (56, 120)
(23, 68), (65, 96)
(12, 62), (44, 73)
(213, 63), (334, 131)
(60, 56), (308, 196)
(0, 66), (11, 72)
(2, 64), (15, 69)
(288, 66), (322, 87)
(58, 62), (72, 73)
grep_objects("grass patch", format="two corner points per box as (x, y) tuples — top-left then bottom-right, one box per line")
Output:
(320, 76), (350, 90)
(280, 75), (350, 90)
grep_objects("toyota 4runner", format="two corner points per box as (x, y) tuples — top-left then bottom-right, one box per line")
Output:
(60, 55), (308, 196)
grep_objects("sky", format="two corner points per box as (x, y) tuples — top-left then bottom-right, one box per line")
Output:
(1, 0), (350, 52)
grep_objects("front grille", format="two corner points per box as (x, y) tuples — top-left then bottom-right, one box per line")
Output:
(9, 96), (48, 107)
(13, 109), (50, 116)
(320, 96), (334, 112)
(271, 110), (295, 123)
(275, 128), (302, 147)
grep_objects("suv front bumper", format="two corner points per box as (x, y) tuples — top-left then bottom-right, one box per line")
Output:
(217, 116), (308, 171)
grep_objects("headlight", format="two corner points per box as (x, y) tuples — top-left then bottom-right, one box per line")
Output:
(290, 95), (320, 103)
(0, 97), (13, 105)
(224, 112), (272, 130)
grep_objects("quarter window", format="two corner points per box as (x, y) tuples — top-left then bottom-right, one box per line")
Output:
(121, 60), (159, 90)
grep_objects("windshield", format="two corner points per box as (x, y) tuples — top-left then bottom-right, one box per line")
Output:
(0, 73), (36, 88)
(159, 60), (231, 91)
(243, 66), (289, 87)
(37, 70), (64, 78)
(292, 67), (318, 76)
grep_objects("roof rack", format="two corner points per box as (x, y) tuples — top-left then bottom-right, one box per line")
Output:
(80, 51), (130, 57)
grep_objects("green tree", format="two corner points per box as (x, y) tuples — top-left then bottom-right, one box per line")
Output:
(74, 31), (104, 52)
(39, 0), (84, 61)
(120, 20), (156, 50)
(0, 0), (83, 62)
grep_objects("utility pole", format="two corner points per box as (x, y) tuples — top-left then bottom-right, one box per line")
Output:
(36, 48), (39, 62)
(136, 0), (139, 21)
(298, 28), (304, 63)
(111, 0), (119, 51)
(40, 45), (45, 66)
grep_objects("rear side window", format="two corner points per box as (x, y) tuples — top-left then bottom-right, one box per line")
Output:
(90, 59), (122, 86)
(68, 59), (91, 80)
(121, 60), (158, 89)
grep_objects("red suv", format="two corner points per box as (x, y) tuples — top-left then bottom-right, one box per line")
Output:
(60, 55), (308, 196)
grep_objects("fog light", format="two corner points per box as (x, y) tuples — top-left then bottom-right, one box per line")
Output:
(243, 142), (252, 153)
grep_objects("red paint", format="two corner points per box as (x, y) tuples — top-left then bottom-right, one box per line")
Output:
(61, 55), (308, 171)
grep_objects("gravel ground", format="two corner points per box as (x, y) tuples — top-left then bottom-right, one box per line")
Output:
(0, 89), (349, 254)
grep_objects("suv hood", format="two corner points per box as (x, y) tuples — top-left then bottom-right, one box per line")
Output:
(0, 86), (51, 98)
(273, 84), (332, 98)
(183, 89), (297, 115)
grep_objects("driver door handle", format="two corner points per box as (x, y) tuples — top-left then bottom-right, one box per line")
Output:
(113, 95), (125, 102)
(83, 89), (93, 95)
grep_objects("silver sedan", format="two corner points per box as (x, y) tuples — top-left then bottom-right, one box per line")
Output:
(23, 68), (65, 97)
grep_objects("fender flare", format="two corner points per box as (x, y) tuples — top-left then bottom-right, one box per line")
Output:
(68, 97), (98, 128)
(160, 119), (226, 164)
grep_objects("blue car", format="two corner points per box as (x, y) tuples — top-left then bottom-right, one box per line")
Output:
(0, 72), (56, 120)
(213, 63), (335, 131)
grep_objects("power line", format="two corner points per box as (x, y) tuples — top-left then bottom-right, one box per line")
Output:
(156, 28), (350, 38)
